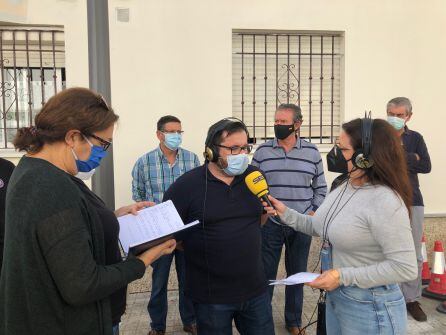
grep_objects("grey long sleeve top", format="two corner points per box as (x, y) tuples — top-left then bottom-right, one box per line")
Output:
(281, 181), (418, 288)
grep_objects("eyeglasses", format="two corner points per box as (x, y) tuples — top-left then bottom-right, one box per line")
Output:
(216, 144), (253, 155)
(87, 133), (112, 151)
(161, 130), (184, 135)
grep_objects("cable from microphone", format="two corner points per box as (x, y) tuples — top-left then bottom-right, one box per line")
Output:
(244, 170), (282, 224)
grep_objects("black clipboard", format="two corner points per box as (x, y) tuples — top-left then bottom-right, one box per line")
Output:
(121, 221), (200, 256)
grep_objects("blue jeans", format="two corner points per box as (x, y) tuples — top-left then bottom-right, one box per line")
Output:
(261, 219), (311, 328)
(112, 324), (119, 335)
(326, 284), (407, 335)
(193, 292), (275, 335)
(148, 250), (195, 331)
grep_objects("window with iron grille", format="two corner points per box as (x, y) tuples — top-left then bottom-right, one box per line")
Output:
(232, 30), (343, 145)
(0, 26), (65, 149)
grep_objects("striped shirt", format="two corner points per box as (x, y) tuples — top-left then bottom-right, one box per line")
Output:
(252, 138), (327, 214)
(131, 147), (200, 204)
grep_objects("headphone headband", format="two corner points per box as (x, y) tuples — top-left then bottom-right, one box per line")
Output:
(352, 111), (374, 169)
(204, 117), (249, 162)
(362, 111), (373, 158)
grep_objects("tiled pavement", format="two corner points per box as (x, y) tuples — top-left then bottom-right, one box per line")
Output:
(121, 220), (446, 334)
(120, 286), (446, 335)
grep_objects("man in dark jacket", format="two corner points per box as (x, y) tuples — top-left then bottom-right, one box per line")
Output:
(387, 97), (432, 322)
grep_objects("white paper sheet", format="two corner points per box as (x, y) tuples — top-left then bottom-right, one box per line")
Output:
(269, 272), (320, 286)
(118, 200), (199, 253)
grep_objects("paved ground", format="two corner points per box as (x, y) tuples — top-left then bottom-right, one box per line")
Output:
(120, 286), (446, 335)
(121, 220), (446, 334)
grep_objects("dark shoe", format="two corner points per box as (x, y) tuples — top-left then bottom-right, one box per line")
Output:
(183, 324), (197, 335)
(148, 330), (165, 335)
(407, 301), (427, 322)
(437, 301), (446, 314)
(286, 326), (306, 335)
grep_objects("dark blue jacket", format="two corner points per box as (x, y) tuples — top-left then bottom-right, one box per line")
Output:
(402, 127), (431, 206)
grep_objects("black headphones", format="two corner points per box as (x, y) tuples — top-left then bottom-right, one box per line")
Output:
(351, 111), (374, 169)
(203, 117), (249, 162)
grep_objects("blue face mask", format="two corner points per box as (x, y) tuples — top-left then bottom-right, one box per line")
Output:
(223, 154), (249, 176)
(164, 133), (182, 151)
(72, 137), (107, 172)
(387, 116), (406, 130)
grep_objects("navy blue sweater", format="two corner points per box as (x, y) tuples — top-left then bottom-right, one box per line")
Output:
(163, 164), (267, 304)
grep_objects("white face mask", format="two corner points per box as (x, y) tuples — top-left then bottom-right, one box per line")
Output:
(75, 169), (96, 180)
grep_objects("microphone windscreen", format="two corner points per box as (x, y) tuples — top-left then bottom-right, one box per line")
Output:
(245, 171), (269, 198)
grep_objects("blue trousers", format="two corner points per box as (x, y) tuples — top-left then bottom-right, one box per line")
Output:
(193, 291), (275, 335)
(326, 284), (407, 335)
(261, 220), (311, 328)
(147, 250), (195, 331)
(321, 238), (407, 334)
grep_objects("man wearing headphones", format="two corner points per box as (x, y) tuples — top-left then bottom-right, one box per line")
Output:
(252, 104), (327, 335)
(387, 97), (432, 322)
(163, 118), (275, 335)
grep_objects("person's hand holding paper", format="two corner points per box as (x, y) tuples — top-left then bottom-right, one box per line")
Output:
(115, 201), (155, 217)
(307, 269), (340, 291)
(137, 239), (177, 266)
(118, 200), (199, 255)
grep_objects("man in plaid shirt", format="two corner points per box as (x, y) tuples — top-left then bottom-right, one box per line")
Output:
(132, 115), (200, 335)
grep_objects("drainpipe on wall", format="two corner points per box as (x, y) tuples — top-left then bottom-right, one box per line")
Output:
(87, 0), (115, 209)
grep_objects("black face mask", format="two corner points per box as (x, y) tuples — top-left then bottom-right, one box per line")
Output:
(327, 145), (351, 174)
(274, 124), (295, 140)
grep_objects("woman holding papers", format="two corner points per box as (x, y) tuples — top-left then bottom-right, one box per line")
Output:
(0, 88), (176, 335)
(72, 176), (155, 335)
(263, 116), (417, 335)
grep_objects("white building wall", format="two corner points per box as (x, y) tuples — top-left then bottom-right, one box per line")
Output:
(1, 0), (445, 214)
